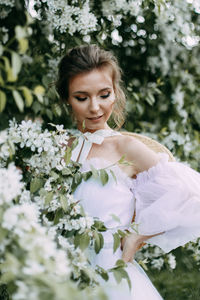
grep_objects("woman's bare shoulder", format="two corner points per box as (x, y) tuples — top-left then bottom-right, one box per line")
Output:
(116, 134), (160, 173)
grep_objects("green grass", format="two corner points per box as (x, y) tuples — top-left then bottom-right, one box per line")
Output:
(147, 250), (200, 300)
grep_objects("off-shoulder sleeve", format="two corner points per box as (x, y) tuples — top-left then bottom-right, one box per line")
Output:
(130, 153), (200, 253)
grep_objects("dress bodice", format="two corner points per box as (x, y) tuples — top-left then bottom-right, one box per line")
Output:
(73, 157), (135, 245)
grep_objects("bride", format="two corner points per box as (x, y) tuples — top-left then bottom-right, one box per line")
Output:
(55, 44), (200, 299)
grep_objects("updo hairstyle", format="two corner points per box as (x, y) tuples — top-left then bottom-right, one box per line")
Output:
(56, 44), (126, 129)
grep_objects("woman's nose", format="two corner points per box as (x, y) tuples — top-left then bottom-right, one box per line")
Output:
(89, 98), (100, 113)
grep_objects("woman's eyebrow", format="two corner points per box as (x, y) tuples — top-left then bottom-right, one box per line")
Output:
(72, 87), (112, 95)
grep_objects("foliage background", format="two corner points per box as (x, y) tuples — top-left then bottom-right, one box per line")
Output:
(0, 0), (200, 299)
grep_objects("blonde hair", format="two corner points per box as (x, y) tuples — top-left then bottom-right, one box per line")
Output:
(56, 44), (127, 129)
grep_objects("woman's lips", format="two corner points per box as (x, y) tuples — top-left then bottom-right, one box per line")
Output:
(87, 115), (103, 121)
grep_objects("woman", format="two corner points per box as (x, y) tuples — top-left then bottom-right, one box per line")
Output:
(56, 44), (200, 299)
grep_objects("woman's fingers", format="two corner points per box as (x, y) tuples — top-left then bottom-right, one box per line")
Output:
(121, 241), (135, 262)
(121, 235), (147, 262)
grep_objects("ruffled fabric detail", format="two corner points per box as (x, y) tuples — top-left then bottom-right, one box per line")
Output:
(131, 152), (170, 189)
(130, 153), (200, 253)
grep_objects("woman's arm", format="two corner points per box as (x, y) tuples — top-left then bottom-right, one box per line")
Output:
(117, 135), (160, 175)
(118, 136), (165, 262)
(118, 136), (200, 257)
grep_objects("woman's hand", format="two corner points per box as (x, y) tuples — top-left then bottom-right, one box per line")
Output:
(121, 232), (146, 263)
(121, 230), (165, 262)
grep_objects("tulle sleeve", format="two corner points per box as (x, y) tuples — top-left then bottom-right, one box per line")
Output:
(130, 153), (200, 253)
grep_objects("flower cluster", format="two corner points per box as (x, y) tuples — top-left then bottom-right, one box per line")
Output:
(0, 120), (108, 298)
(0, 164), (73, 300)
(135, 244), (176, 271)
(36, 0), (97, 35)
(102, 0), (142, 28)
(4, 119), (69, 174)
(102, 0), (142, 18)
(0, 163), (24, 204)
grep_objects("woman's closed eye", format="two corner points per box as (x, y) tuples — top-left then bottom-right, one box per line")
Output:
(75, 96), (87, 101)
(75, 92), (111, 102)
(101, 92), (111, 99)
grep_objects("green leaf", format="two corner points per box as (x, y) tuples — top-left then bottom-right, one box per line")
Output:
(54, 208), (64, 225)
(20, 86), (33, 107)
(80, 233), (90, 250)
(11, 51), (22, 78)
(71, 173), (83, 192)
(2, 56), (16, 82)
(53, 103), (62, 116)
(133, 92), (140, 101)
(92, 220), (107, 232)
(75, 233), (90, 250)
(117, 229), (126, 238)
(0, 44), (3, 56)
(12, 90), (24, 112)
(90, 164), (99, 179)
(45, 192), (53, 206)
(110, 213), (121, 224)
(18, 38), (28, 54)
(71, 137), (78, 150)
(60, 194), (68, 212)
(113, 232), (121, 253)
(82, 171), (92, 181)
(49, 171), (59, 180)
(146, 93), (155, 105)
(82, 120), (86, 130)
(118, 155), (126, 164)
(64, 146), (72, 165)
(61, 168), (72, 176)
(94, 231), (104, 254)
(96, 266), (109, 281)
(112, 269), (122, 284)
(115, 259), (127, 268)
(110, 169), (117, 183)
(100, 169), (109, 185)
(138, 259), (149, 271)
(117, 268), (132, 290)
(74, 173), (82, 185)
(30, 177), (43, 193)
(0, 71), (4, 86)
(0, 90), (6, 113)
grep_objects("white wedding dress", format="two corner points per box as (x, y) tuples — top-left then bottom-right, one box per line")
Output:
(71, 129), (200, 300)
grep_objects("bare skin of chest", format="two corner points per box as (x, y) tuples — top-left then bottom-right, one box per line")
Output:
(86, 137), (137, 178)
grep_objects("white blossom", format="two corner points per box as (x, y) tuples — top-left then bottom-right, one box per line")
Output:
(39, 0), (97, 35)
(0, 163), (24, 204)
(167, 253), (176, 269)
(102, 0), (142, 19)
(151, 257), (165, 270)
(0, 0), (15, 6)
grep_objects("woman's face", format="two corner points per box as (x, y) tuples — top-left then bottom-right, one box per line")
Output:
(68, 67), (115, 132)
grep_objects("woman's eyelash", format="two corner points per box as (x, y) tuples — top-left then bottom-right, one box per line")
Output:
(75, 96), (87, 101)
(101, 92), (111, 98)
(75, 92), (110, 101)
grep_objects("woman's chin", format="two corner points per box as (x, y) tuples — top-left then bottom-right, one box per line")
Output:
(79, 121), (106, 132)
